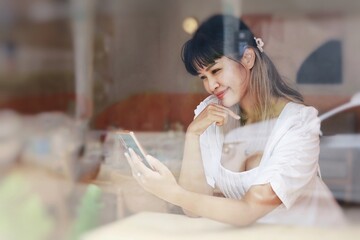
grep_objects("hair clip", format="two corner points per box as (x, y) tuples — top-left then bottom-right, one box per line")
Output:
(254, 37), (264, 52)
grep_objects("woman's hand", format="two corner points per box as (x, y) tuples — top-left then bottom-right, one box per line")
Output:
(125, 148), (181, 202)
(188, 104), (240, 136)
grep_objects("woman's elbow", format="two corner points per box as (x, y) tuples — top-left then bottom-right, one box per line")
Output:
(182, 208), (201, 218)
(233, 216), (258, 228)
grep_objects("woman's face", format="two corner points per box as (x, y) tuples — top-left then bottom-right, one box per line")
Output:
(197, 56), (249, 107)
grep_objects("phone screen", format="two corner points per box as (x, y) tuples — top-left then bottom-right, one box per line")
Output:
(117, 132), (152, 169)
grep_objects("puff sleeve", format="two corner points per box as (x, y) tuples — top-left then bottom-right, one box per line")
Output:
(252, 106), (321, 209)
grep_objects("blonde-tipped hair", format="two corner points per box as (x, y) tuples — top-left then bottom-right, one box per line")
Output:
(247, 47), (303, 121)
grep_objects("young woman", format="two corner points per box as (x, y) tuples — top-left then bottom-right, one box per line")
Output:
(125, 14), (346, 227)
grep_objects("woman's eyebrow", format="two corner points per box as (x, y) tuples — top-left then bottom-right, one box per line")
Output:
(197, 62), (217, 75)
(205, 62), (217, 71)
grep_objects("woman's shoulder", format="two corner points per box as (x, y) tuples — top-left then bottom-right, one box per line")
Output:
(279, 101), (320, 134)
(281, 101), (319, 121)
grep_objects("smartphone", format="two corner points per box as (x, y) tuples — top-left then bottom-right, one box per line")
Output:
(116, 131), (153, 169)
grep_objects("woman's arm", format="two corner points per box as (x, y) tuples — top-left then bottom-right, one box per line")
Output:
(178, 132), (214, 217)
(172, 183), (282, 227)
(126, 150), (281, 226)
(178, 103), (240, 216)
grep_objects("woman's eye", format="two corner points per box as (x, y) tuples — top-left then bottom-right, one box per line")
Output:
(200, 76), (207, 80)
(211, 68), (221, 74)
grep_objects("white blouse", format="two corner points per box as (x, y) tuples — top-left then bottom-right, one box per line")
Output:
(194, 95), (346, 226)
(217, 118), (278, 199)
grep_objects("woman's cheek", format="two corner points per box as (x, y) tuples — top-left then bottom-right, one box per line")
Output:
(203, 81), (212, 94)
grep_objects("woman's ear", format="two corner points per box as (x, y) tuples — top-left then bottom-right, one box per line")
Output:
(241, 48), (255, 70)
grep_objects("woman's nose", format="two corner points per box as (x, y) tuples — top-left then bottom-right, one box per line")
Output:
(208, 77), (220, 92)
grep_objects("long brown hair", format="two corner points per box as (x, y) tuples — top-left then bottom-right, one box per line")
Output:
(249, 48), (303, 120)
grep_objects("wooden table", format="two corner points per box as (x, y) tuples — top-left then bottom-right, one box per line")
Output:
(83, 212), (360, 240)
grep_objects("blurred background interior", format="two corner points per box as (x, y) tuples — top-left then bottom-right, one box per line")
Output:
(0, 0), (360, 239)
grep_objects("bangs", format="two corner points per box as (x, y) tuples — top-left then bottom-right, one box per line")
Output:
(181, 38), (223, 76)
(181, 15), (256, 76)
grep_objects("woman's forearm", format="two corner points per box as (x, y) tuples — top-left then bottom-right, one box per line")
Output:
(170, 186), (259, 227)
(178, 132), (213, 196)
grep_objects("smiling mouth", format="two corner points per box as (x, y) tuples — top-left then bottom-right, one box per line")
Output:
(215, 89), (228, 100)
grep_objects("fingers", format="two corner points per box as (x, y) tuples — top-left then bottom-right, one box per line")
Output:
(125, 148), (151, 178)
(124, 152), (139, 177)
(213, 112), (228, 126)
(226, 108), (241, 120)
(215, 104), (240, 120)
(125, 151), (141, 175)
(205, 109), (227, 126)
(189, 103), (240, 135)
(129, 148), (151, 174)
(145, 155), (169, 175)
(207, 104), (240, 120)
(206, 104), (239, 126)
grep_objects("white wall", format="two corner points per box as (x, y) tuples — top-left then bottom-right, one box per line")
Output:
(105, 0), (223, 104)
(263, 14), (360, 96)
(103, 0), (360, 106)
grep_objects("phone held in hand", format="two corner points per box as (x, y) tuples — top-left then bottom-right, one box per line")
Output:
(116, 131), (153, 169)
